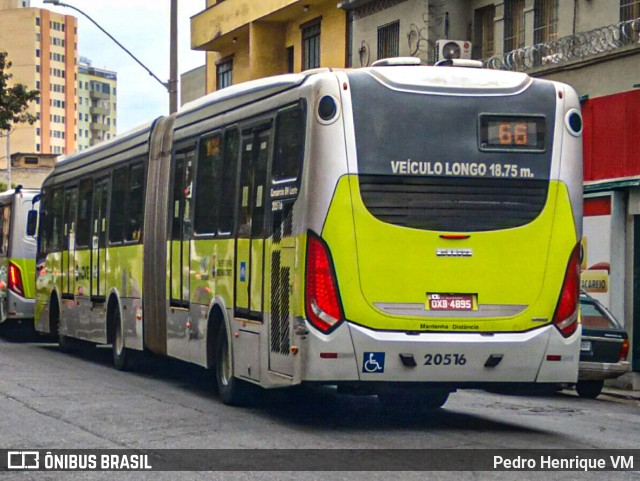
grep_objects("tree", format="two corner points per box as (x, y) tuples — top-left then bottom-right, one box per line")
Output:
(0, 51), (39, 134)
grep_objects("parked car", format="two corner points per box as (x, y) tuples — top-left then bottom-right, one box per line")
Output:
(577, 293), (630, 398)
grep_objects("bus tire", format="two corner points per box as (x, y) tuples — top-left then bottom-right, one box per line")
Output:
(215, 323), (250, 406)
(112, 306), (131, 371)
(576, 380), (603, 399)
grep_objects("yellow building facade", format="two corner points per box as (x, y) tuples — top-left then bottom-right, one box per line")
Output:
(191, 0), (347, 93)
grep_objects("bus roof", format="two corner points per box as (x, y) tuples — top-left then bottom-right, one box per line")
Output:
(351, 65), (533, 96)
(174, 71), (318, 132)
(0, 187), (39, 203)
(43, 65), (539, 186)
(41, 119), (157, 186)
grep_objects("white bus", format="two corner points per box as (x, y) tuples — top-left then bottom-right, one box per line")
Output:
(35, 61), (583, 408)
(0, 186), (39, 327)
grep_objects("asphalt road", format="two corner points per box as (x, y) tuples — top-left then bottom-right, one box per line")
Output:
(0, 328), (639, 481)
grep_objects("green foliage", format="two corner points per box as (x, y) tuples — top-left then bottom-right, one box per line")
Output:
(0, 51), (40, 133)
(0, 182), (16, 193)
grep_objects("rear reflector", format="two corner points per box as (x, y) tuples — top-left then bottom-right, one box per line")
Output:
(320, 352), (338, 359)
(546, 355), (562, 361)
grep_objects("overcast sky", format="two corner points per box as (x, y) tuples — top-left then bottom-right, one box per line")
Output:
(31, 0), (206, 133)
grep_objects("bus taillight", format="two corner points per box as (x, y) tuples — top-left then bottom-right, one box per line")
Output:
(8, 262), (24, 297)
(305, 232), (344, 333)
(552, 244), (580, 338)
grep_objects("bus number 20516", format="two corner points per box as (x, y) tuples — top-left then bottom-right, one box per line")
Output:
(424, 353), (467, 366)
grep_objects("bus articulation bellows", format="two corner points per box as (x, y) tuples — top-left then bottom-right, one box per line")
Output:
(34, 61), (583, 408)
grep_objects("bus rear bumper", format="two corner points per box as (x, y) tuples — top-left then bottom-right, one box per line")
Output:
(5, 291), (35, 320)
(300, 321), (580, 385)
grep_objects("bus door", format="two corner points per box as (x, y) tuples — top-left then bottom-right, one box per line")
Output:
(170, 147), (195, 308)
(91, 177), (109, 300)
(264, 104), (305, 377)
(62, 188), (77, 299)
(234, 127), (270, 319)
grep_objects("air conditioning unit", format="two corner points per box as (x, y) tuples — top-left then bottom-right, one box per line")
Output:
(435, 40), (472, 62)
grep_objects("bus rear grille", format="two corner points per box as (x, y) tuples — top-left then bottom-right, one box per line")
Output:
(358, 175), (549, 232)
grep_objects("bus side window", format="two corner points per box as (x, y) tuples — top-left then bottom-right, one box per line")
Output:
(76, 178), (93, 248)
(218, 128), (240, 236)
(37, 189), (51, 256)
(109, 166), (129, 244)
(194, 133), (222, 235)
(51, 188), (64, 251)
(272, 104), (305, 183)
(125, 163), (145, 242)
(0, 205), (9, 256)
(63, 188), (78, 250)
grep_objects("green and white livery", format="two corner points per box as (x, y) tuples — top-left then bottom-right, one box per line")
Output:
(35, 62), (583, 408)
(0, 187), (38, 326)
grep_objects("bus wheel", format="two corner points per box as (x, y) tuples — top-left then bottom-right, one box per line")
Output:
(215, 323), (250, 406)
(576, 380), (603, 399)
(112, 308), (131, 371)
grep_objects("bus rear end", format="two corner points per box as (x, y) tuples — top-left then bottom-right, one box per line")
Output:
(300, 65), (582, 397)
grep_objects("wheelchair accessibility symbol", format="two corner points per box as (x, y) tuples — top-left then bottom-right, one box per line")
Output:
(363, 352), (385, 373)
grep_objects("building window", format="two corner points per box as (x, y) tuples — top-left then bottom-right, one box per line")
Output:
(286, 46), (294, 73)
(36, 16), (40, 26)
(216, 57), (233, 90)
(504, 0), (525, 53)
(474, 5), (495, 59)
(534, 0), (558, 44)
(301, 19), (321, 70)
(25, 157), (38, 165)
(621, 0), (640, 21)
(377, 20), (400, 60)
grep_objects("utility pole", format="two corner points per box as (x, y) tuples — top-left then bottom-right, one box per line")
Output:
(44, 0), (178, 113)
(4, 131), (10, 190)
(169, 0), (178, 113)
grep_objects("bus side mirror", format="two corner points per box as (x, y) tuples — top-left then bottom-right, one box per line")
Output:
(26, 209), (38, 237)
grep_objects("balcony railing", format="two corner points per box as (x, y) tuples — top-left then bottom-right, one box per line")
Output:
(484, 17), (640, 72)
(90, 106), (110, 116)
(90, 122), (109, 132)
(89, 90), (110, 100)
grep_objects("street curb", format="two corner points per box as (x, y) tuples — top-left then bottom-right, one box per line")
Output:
(601, 389), (640, 401)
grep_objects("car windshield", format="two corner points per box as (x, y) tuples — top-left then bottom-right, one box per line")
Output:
(580, 300), (618, 329)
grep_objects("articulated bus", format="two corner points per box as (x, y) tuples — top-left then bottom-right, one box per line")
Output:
(0, 187), (39, 327)
(35, 61), (583, 408)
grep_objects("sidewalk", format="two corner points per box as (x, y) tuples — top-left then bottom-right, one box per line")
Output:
(602, 386), (640, 401)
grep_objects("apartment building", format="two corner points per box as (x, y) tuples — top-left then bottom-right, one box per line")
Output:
(0, 0), (77, 163)
(190, 0), (347, 93)
(77, 57), (117, 151)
